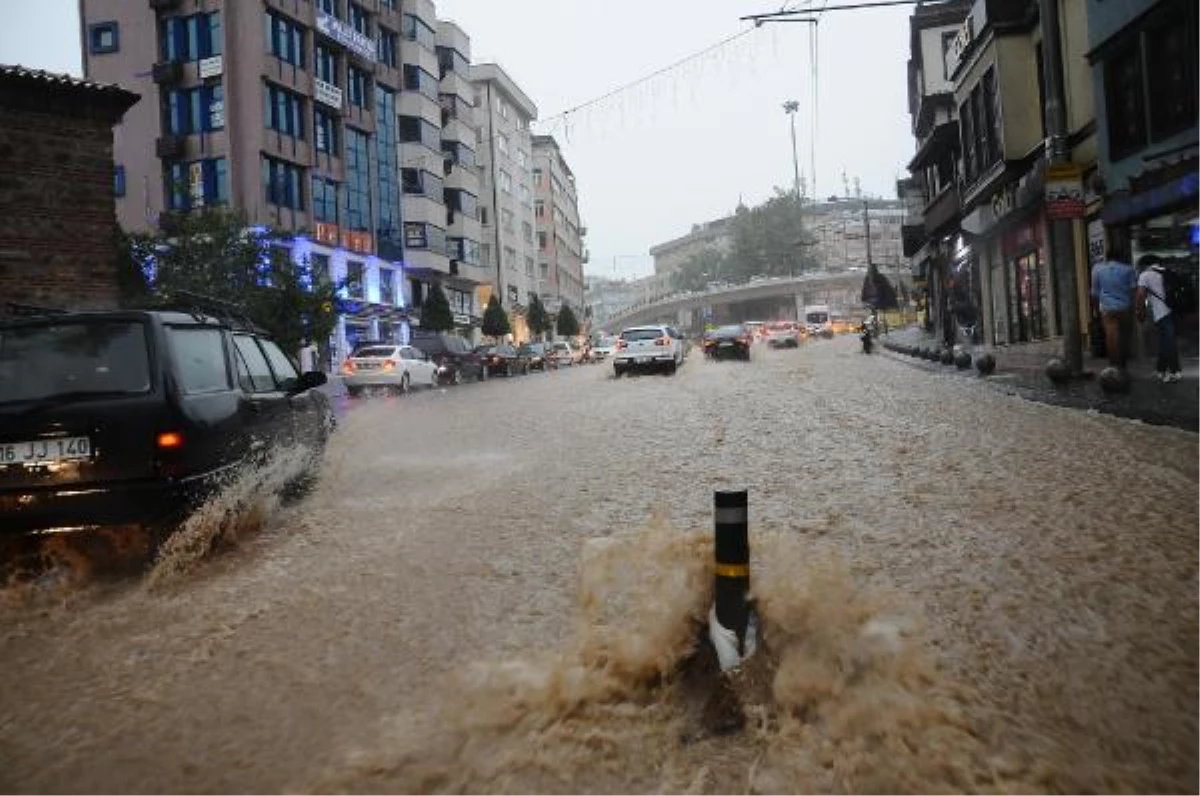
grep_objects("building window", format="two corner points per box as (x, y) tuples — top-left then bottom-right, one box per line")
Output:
(437, 46), (468, 78)
(264, 11), (305, 67)
(344, 128), (371, 231)
(315, 44), (338, 85)
(89, 22), (119, 54)
(535, 200), (545, 219)
(503, 246), (517, 270)
(499, 169), (512, 194)
(402, 64), (438, 100)
(375, 87), (402, 253)
(380, 0), (398, 10)
(348, 66), (370, 108)
(522, 221), (533, 244)
(538, 231), (547, 251)
(311, 175), (339, 223)
(404, 222), (427, 248)
(379, 267), (395, 305)
(317, 0), (341, 20)
(401, 168), (443, 197)
(345, 261), (364, 299)
(348, 3), (371, 37)
(166, 158), (227, 210)
(399, 115), (440, 150)
(114, 165), (126, 197)
(1146, 19), (1196, 141)
(479, 207), (490, 225)
(518, 184), (530, 205)
(165, 85), (224, 134)
(501, 208), (514, 231)
(162, 12), (221, 62)
(525, 256), (534, 276)
(377, 27), (398, 68)
(402, 14), (435, 49)
(444, 188), (477, 218)
(532, 168), (543, 187)
(263, 156), (304, 210)
(442, 141), (475, 169)
(265, 83), (305, 139)
(314, 108), (339, 154)
(1104, 45), (1147, 160)
(496, 133), (509, 156)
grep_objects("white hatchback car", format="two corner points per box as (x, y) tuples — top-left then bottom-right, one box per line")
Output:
(613, 325), (684, 377)
(342, 344), (438, 397)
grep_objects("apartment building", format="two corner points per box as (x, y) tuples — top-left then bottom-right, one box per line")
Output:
(80, 0), (486, 360)
(531, 134), (586, 317)
(470, 62), (538, 341)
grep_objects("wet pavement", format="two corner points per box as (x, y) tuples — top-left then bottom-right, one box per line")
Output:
(1, 337), (1196, 793)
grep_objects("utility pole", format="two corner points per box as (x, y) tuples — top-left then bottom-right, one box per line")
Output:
(863, 199), (872, 267)
(1038, 0), (1083, 376)
(783, 101), (801, 198)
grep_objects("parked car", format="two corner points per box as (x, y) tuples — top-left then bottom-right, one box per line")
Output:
(518, 342), (557, 372)
(342, 344), (438, 396)
(475, 344), (531, 377)
(613, 324), (684, 376)
(0, 306), (333, 539)
(410, 330), (484, 385)
(703, 324), (753, 361)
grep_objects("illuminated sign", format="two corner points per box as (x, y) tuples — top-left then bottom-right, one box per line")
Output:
(314, 222), (339, 246)
(315, 12), (376, 62)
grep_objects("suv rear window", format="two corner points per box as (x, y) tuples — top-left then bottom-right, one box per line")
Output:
(0, 320), (151, 404)
(621, 329), (662, 341)
(353, 346), (397, 359)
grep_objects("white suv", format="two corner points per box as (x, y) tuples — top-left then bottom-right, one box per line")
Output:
(613, 325), (684, 377)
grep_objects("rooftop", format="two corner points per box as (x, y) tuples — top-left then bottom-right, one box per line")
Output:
(0, 64), (138, 113)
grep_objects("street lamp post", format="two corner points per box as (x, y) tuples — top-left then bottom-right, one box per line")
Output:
(783, 101), (802, 199)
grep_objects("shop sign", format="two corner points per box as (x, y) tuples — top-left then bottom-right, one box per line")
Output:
(1087, 219), (1106, 266)
(315, 12), (376, 62)
(1045, 163), (1085, 219)
(452, 313), (471, 326)
(340, 230), (373, 254)
(948, 16), (974, 72)
(199, 55), (222, 79)
(314, 222), (339, 246)
(314, 78), (342, 110)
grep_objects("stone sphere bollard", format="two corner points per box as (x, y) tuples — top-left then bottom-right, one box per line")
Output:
(954, 351), (972, 369)
(1045, 358), (1071, 384)
(1099, 366), (1131, 394)
(975, 353), (996, 375)
(939, 349), (954, 365)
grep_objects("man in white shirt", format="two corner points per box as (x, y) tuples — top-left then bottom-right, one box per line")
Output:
(1135, 256), (1181, 382)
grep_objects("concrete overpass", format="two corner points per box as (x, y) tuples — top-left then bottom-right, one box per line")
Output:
(599, 271), (866, 333)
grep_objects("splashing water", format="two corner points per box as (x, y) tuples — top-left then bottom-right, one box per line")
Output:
(305, 515), (1053, 794)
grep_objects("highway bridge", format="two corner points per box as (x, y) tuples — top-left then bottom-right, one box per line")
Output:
(598, 271), (867, 333)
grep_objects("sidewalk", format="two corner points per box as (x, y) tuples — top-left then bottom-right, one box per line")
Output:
(881, 326), (1199, 432)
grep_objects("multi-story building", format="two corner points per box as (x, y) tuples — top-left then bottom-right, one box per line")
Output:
(649, 216), (735, 278)
(1086, 0), (1197, 344)
(470, 63), (538, 341)
(531, 135), (586, 319)
(79, 0), (489, 362)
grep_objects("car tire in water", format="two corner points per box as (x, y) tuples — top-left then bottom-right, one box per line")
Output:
(398, 373), (411, 395)
(347, 386), (363, 398)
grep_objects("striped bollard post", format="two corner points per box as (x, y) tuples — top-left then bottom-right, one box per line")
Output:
(709, 489), (756, 672)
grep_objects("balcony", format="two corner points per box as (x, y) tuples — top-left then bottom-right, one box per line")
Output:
(152, 61), (183, 85)
(156, 134), (186, 159)
(922, 186), (961, 237)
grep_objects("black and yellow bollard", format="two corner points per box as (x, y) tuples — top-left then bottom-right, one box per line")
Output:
(713, 489), (750, 654)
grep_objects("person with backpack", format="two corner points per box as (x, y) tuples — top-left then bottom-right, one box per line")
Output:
(1136, 255), (1182, 382)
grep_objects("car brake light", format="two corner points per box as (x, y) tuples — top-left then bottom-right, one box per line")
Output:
(342, 359), (356, 375)
(616, 340), (627, 350)
(156, 431), (184, 450)
(382, 359), (397, 371)
(654, 337), (668, 346)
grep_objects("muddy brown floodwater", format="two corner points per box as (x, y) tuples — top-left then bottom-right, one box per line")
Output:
(1, 336), (1196, 794)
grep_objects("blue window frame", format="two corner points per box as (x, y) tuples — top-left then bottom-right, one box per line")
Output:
(263, 156), (304, 210)
(114, 165), (126, 198)
(315, 44), (338, 85)
(343, 128), (371, 231)
(265, 83), (305, 139)
(311, 176), (339, 223)
(164, 85), (224, 134)
(377, 27), (398, 68)
(348, 66), (369, 108)
(161, 13), (221, 62)
(348, 3), (371, 37)
(314, 108), (339, 154)
(317, 0), (341, 19)
(402, 64), (438, 101)
(375, 86), (401, 249)
(402, 14), (435, 49)
(89, 22), (119, 54)
(264, 10), (305, 67)
(399, 115), (439, 150)
(165, 158), (227, 210)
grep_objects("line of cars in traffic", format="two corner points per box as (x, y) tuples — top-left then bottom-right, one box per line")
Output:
(340, 331), (586, 397)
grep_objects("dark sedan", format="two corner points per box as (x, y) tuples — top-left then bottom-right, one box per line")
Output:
(475, 344), (530, 377)
(702, 324), (753, 361)
(518, 342), (556, 371)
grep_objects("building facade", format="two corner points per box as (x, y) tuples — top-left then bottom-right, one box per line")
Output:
(470, 63), (538, 341)
(0, 66), (138, 316)
(649, 216), (735, 278)
(531, 134), (586, 319)
(79, 0), (492, 363)
(1086, 0), (1197, 344)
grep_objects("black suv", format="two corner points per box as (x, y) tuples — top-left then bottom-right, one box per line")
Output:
(0, 308), (333, 537)
(411, 330), (484, 385)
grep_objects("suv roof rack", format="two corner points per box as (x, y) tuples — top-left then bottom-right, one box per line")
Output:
(147, 290), (264, 332)
(5, 302), (68, 317)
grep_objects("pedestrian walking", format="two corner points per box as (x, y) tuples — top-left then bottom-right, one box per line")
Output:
(1135, 255), (1182, 383)
(1090, 243), (1138, 370)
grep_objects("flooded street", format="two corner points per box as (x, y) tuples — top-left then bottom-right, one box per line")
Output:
(1, 337), (1196, 793)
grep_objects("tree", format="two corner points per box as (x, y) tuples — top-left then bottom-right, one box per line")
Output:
(555, 303), (580, 337)
(724, 189), (818, 283)
(421, 282), (455, 332)
(116, 208), (339, 356)
(861, 263), (899, 312)
(481, 294), (511, 339)
(670, 246), (729, 293)
(527, 293), (550, 339)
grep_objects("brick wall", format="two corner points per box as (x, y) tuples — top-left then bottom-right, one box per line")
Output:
(0, 87), (132, 316)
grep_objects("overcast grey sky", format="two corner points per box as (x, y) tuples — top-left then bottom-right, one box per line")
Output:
(0, 0), (914, 280)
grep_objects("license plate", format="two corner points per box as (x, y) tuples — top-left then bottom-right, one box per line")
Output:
(638, 357), (649, 364)
(719, 342), (733, 347)
(0, 436), (91, 465)
(357, 362), (378, 370)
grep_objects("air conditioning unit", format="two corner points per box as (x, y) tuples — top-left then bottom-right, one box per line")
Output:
(152, 61), (183, 85)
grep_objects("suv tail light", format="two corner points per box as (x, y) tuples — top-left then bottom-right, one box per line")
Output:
(382, 359), (397, 371)
(654, 337), (668, 346)
(616, 340), (627, 351)
(342, 359), (356, 375)
(156, 431), (185, 450)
